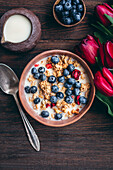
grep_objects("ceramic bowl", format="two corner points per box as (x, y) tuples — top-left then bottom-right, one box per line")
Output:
(53, 0), (86, 27)
(19, 50), (95, 127)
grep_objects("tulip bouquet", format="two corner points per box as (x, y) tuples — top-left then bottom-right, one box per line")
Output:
(75, 3), (113, 116)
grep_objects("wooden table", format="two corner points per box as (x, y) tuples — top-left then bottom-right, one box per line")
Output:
(0, 0), (113, 169)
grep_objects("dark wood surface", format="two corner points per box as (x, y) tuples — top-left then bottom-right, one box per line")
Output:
(0, 0), (113, 169)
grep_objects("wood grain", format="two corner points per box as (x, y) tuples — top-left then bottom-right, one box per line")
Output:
(0, 0), (113, 169)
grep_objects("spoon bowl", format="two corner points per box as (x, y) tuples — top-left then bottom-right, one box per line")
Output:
(0, 63), (18, 95)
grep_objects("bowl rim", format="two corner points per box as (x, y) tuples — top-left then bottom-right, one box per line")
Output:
(53, 0), (86, 27)
(19, 49), (95, 127)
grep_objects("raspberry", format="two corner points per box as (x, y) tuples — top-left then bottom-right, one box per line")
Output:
(46, 103), (51, 108)
(75, 95), (80, 105)
(72, 69), (81, 80)
(34, 64), (39, 67)
(46, 63), (52, 69)
(51, 103), (56, 108)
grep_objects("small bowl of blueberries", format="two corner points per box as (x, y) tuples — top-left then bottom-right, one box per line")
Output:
(53, 0), (86, 27)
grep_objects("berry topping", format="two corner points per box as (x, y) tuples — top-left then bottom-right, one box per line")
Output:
(38, 67), (45, 73)
(51, 85), (59, 93)
(73, 88), (80, 96)
(24, 86), (30, 93)
(33, 73), (40, 79)
(67, 78), (76, 85)
(46, 63), (52, 69)
(79, 96), (87, 104)
(56, 92), (64, 99)
(46, 103), (51, 108)
(74, 81), (81, 88)
(41, 111), (49, 118)
(58, 76), (65, 83)
(34, 64), (39, 67)
(73, 13), (81, 22)
(51, 56), (60, 64)
(50, 96), (57, 103)
(51, 103), (56, 108)
(62, 11), (69, 17)
(75, 95), (80, 105)
(65, 89), (72, 96)
(30, 86), (37, 94)
(65, 96), (73, 104)
(64, 82), (72, 89)
(33, 97), (40, 104)
(31, 67), (37, 74)
(72, 69), (81, 80)
(40, 74), (46, 81)
(67, 64), (75, 72)
(63, 69), (70, 76)
(55, 113), (62, 120)
(48, 75), (56, 83)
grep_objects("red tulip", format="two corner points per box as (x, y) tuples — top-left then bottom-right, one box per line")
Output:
(94, 69), (113, 97)
(95, 3), (113, 27)
(75, 35), (100, 64)
(99, 41), (113, 68)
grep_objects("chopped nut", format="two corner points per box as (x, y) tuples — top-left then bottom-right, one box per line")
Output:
(45, 70), (50, 77)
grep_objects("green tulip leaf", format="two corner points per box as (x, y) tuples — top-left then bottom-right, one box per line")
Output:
(104, 14), (113, 24)
(94, 32), (107, 43)
(96, 90), (113, 117)
(111, 5), (113, 9)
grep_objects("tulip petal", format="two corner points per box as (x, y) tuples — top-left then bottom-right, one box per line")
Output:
(94, 71), (113, 96)
(102, 67), (113, 87)
(105, 41), (113, 68)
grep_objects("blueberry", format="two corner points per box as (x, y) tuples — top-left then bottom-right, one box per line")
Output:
(67, 64), (75, 72)
(55, 113), (62, 120)
(50, 96), (57, 103)
(41, 111), (49, 118)
(67, 78), (76, 85)
(55, 4), (63, 13)
(77, 4), (83, 12)
(24, 86), (30, 93)
(56, 92), (64, 99)
(58, 76), (65, 83)
(70, 9), (77, 17)
(64, 2), (72, 11)
(52, 85), (59, 93)
(79, 96), (87, 104)
(63, 69), (70, 76)
(48, 75), (56, 83)
(73, 0), (80, 5)
(62, 11), (69, 17)
(74, 81), (81, 88)
(38, 67), (45, 73)
(73, 88), (80, 96)
(33, 97), (40, 104)
(65, 89), (72, 96)
(33, 73), (40, 79)
(65, 96), (73, 104)
(40, 74), (46, 81)
(62, 17), (72, 25)
(59, 0), (65, 5)
(30, 86), (37, 94)
(31, 67), (37, 74)
(51, 56), (59, 64)
(64, 82), (72, 88)
(73, 13), (81, 22)
(72, 5), (77, 9)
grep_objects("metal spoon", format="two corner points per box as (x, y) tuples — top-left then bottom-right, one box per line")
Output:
(0, 63), (40, 151)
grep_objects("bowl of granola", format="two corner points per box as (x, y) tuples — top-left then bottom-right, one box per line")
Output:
(19, 50), (95, 127)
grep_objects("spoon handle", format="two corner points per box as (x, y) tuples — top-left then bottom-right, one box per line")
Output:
(13, 93), (40, 151)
